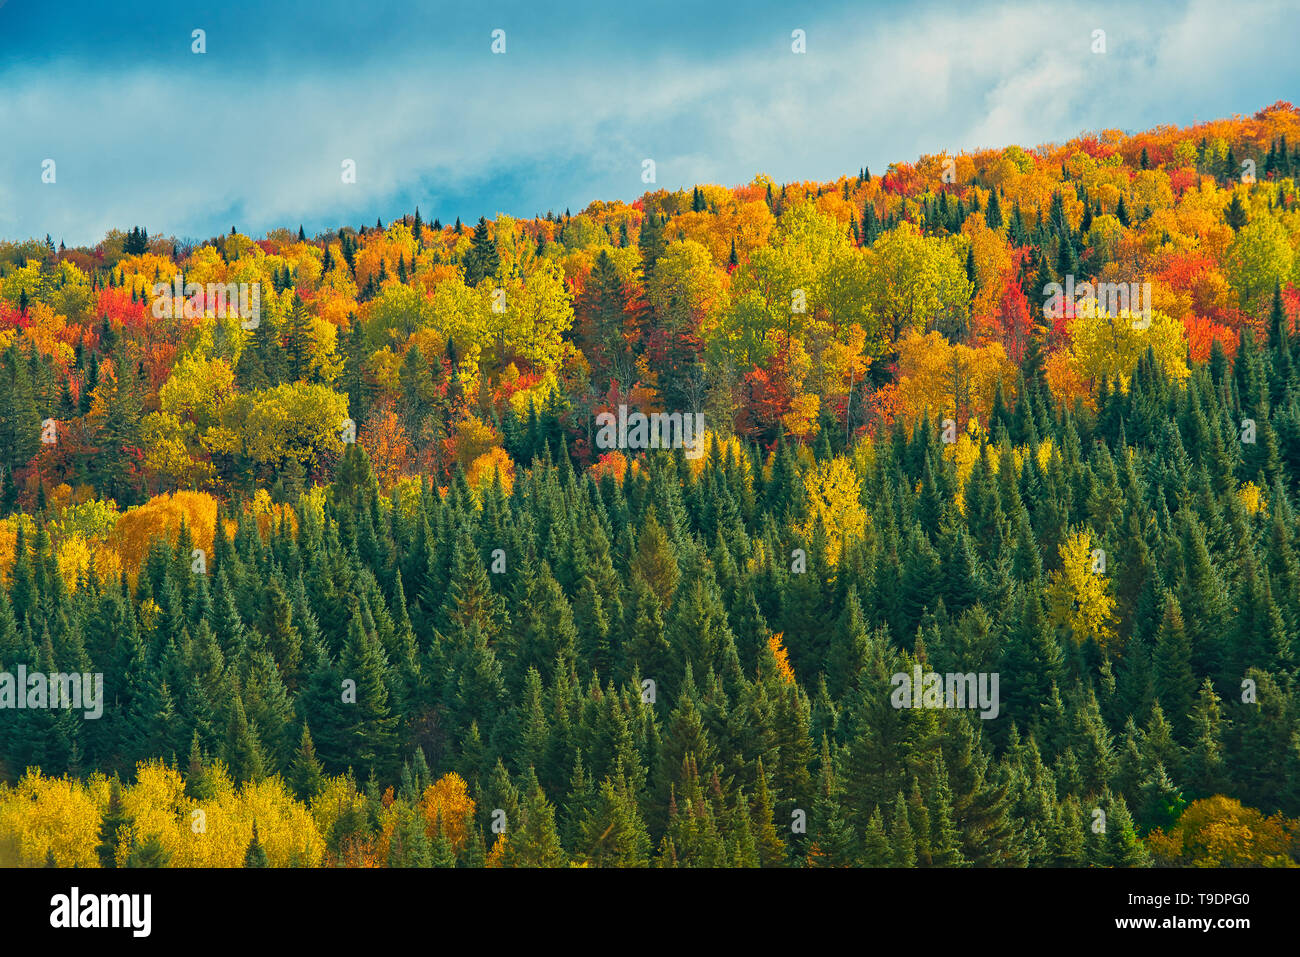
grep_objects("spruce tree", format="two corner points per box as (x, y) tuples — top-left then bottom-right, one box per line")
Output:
(96, 779), (130, 868)
(244, 822), (270, 867)
(463, 217), (500, 287)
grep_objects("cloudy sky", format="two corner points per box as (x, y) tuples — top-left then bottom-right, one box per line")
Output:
(1, 0), (1296, 247)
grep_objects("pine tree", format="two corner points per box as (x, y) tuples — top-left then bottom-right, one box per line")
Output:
(184, 731), (215, 801)
(289, 722), (325, 800)
(887, 791), (917, 867)
(224, 695), (268, 784)
(924, 758), (965, 866)
(1183, 679), (1227, 799)
(125, 834), (173, 868)
(244, 822), (270, 867)
(751, 757), (786, 867)
(1225, 192), (1248, 230)
(578, 767), (652, 867)
(638, 211), (666, 277)
(1098, 793), (1150, 866)
(1267, 283), (1292, 398)
(505, 769), (567, 867)
(1152, 590), (1196, 743)
(96, 779), (130, 868)
(1222, 145), (1238, 182)
(339, 610), (400, 781)
(985, 189), (1003, 230)
(463, 217), (500, 287)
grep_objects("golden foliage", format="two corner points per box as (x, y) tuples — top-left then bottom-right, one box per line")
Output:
(1238, 481), (1266, 516)
(467, 447), (516, 496)
(419, 773), (476, 852)
(113, 491), (218, 578)
(895, 331), (1015, 430)
(54, 534), (121, 592)
(0, 763), (324, 868)
(248, 488), (299, 539)
(944, 421), (988, 514)
(0, 770), (102, 867)
(0, 514), (37, 584)
(782, 392), (821, 442)
(451, 415), (502, 473)
(388, 477), (425, 521)
(685, 432), (753, 483)
(1146, 797), (1299, 867)
(1045, 530), (1118, 649)
(767, 633), (796, 684)
(116, 760), (323, 867)
(795, 456), (866, 564)
(1066, 306), (1189, 391)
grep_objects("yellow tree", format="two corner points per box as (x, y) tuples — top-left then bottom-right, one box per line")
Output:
(895, 331), (1015, 430)
(796, 456), (866, 564)
(500, 258), (574, 375)
(467, 446), (516, 496)
(1067, 305), (1188, 390)
(114, 491), (218, 577)
(863, 222), (972, 340)
(767, 633), (796, 684)
(115, 760), (323, 867)
(140, 412), (217, 491)
(1146, 796), (1299, 867)
(420, 773), (477, 852)
(0, 771), (102, 867)
(1045, 530), (1117, 649)
(227, 382), (351, 481)
(1225, 212), (1294, 313)
(427, 273), (490, 390)
(160, 353), (237, 430)
(647, 239), (725, 340)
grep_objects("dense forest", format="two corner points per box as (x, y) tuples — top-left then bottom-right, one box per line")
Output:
(3, 104), (1300, 867)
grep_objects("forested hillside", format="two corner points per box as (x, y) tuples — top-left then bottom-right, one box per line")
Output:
(3, 104), (1300, 867)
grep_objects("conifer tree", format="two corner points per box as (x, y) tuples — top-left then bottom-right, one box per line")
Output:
(505, 768), (567, 867)
(289, 722), (325, 800)
(244, 822), (270, 867)
(463, 217), (500, 287)
(1152, 591), (1196, 742)
(96, 779), (130, 868)
(751, 757), (786, 867)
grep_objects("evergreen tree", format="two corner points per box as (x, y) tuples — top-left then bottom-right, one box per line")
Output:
(125, 834), (173, 868)
(463, 217), (500, 287)
(289, 722), (325, 800)
(505, 769), (567, 867)
(96, 779), (130, 868)
(244, 822), (270, 867)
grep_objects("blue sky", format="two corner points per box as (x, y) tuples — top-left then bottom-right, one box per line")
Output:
(1, 0), (1297, 246)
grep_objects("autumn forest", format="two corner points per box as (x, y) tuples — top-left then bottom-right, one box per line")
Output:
(3, 103), (1300, 868)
